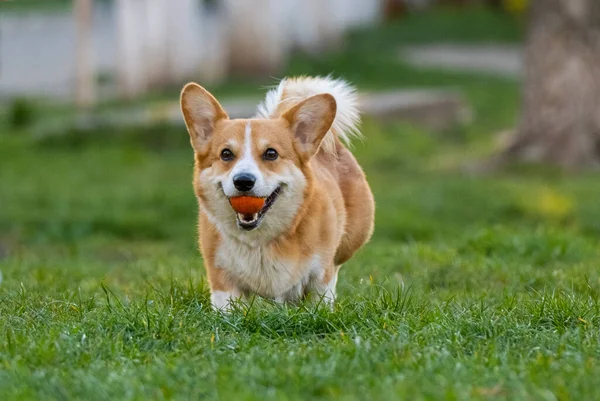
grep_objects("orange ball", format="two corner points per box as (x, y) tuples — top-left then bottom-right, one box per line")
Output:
(229, 196), (266, 215)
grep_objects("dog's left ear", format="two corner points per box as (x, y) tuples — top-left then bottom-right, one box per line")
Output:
(283, 94), (337, 158)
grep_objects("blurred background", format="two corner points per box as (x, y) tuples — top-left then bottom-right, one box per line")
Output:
(3, 0), (600, 295)
(0, 0), (524, 102)
(6, 2), (600, 398)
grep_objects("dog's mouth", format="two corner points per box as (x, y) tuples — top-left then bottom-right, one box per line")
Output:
(233, 187), (281, 231)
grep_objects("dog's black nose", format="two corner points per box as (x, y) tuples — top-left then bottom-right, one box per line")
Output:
(233, 173), (256, 192)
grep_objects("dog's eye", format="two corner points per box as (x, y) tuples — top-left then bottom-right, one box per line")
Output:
(220, 149), (235, 161)
(263, 148), (278, 161)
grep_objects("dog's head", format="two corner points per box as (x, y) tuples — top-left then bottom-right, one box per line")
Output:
(180, 83), (336, 241)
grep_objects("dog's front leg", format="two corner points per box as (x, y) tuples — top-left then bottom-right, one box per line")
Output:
(211, 289), (241, 311)
(310, 265), (339, 308)
(205, 263), (241, 311)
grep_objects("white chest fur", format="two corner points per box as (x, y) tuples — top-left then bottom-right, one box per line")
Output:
(215, 238), (323, 301)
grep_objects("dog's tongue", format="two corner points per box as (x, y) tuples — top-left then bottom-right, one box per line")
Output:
(230, 196), (266, 215)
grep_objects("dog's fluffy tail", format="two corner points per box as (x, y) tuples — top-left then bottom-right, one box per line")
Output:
(255, 76), (361, 153)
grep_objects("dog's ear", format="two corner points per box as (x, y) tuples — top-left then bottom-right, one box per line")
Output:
(282, 94), (337, 158)
(180, 83), (228, 153)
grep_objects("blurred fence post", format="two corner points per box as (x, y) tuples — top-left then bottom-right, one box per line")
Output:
(287, 0), (325, 54)
(314, 0), (344, 51)
(223, 0), (289, 77)
(199, 3), (228, 85)
(144, 0), (170, 88)
(167, 0), (203, 84)
(116, 0), (147, 99)
(74, 0), (95, 107)
(288, 0), (366, 54)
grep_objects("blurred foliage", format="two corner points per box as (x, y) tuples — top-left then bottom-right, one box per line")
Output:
(503, 0), (529, 14)
(7, 98), (37, 129)
(0, 0), (70, 12)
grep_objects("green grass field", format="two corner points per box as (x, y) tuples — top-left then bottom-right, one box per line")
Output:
(1, 9), (599, 401)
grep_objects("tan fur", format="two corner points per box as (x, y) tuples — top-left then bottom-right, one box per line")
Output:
(180, 79), (374, 309)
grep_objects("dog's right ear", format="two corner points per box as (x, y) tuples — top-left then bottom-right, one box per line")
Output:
(180, 83), (228, 153)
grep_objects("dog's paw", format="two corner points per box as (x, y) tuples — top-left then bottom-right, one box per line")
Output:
(210, 290), (237, 312)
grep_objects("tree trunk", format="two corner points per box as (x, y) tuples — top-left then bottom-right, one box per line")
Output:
(508, 0), (600, 168)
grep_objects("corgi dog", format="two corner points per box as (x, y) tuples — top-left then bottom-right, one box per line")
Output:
(180, 76), (374, 310)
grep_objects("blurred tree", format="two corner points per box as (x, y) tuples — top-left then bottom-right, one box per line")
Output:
(504, 0), (600, 168)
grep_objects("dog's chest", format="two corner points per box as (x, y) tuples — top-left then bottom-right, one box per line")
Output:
(215, 239), (321, 300)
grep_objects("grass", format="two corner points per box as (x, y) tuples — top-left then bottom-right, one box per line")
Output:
(2, 8), (600, 401)
(0, 0), (72, 13)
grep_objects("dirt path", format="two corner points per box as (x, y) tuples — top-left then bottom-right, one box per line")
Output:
(400, 44), (523, 78)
